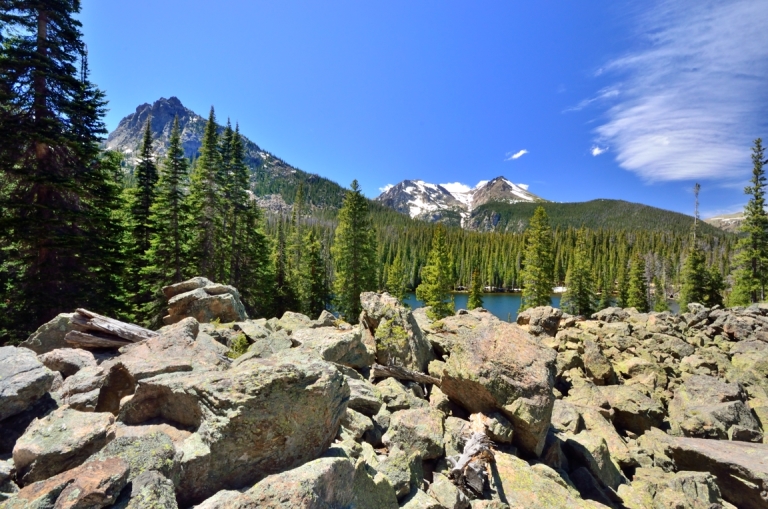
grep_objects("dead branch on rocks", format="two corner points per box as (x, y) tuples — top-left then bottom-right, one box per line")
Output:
(371, 363), (441, 386)
(447, 432), (494, 497)
(66, 308), (157, 349)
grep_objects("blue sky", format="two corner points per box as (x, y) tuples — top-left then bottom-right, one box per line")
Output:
(80, 0), (768, 218)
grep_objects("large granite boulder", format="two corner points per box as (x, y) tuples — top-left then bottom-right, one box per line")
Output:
(293, 326), (375, 369)
(0, 346), (55, 421)
(38, 348), (97, 378)
(663, 436), (768, 509)
(617, 467), (731, 509)
(598, 384), (665, 435)
(668, 374), (762, 440)
(118, 349), (348, 506)
(382, 408), (445, 460)
(13, 407), (115, 484)
(436, 310), (557, 456)
(517, 306), (563, 336)
(111, 470), (178, 509)
(20, 313), (75, 354)
(360, 292), (433, 372)
(162, 277), (247, 325)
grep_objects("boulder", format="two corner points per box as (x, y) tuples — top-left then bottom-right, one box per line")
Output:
(340, 407), (374, 441)
(382, 407), (445, 460)
(111, 470), (178, 509)
(360, 292), (433, 372)
(617, 467), (731, 509)
(582, 340), (615, 386)
(563, 431), (626, 490)
(668, 374), (761, 440)
(598, 385), (665, 435)
(13, 406), (115, 484)
(591, 307), (629, 323)
(663, 436), (768, 509)
(400, 489), (443, 509)
(56, 365), (105, 412)
(437, 310), (557, 456)
(376, 377), (427, 412)
(118, 349), (348, 506)
(517, 306), (563, 336)
(293, 327), (374, 369)
(428, 472), (470, 509)
(38, 348), (97, 378)
(468, 412), (514, 444)
(376, 444), (423, 499)
(3, 457), (129, 509)
(87, 431), (178, 484)
(276, 311), (315, 334)
(346, 377), (383, 416)
(20, 313), (75, 355)
(0, 346), (55, 421)
(162, 277), (247, 325)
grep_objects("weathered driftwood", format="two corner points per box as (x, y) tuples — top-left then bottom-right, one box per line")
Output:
(65, 330), (133, 349)
(371, 363), (441, 386)
(447, 432), (494, 497)
(71, 308), (158, 343)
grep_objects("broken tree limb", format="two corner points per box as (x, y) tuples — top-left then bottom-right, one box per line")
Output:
(371, 363), (441, 386)
(65, 330), (133, 349)
(447, 432), (494, 497)
(71, 308), (158, 343)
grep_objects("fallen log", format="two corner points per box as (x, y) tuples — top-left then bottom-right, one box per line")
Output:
(447, 432), (494, 497)
(65, 330), (133, 349)
(371, 363), (441, 386)
(71, 308), (158, 343)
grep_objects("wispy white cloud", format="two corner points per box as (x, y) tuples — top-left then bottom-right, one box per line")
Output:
(505, 149), (528, 161)
(592, 0), (768, 182)
(379, 184), (393, 193)
(564, 87), (620, 113)
(591, 146), (608, 156)
(518, 183), (529, 190)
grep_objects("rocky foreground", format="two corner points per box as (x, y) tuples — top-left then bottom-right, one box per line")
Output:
(1, 279), (768, 508)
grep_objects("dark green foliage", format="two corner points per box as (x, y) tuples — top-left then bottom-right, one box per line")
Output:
(187, 107), (224, 279)
(561, 228), (595, 316)
(385, 250), (408, 303)
(679, 247), (708, 310)
(731, 139), (768, 305)
(416, 225), (455, 319)
(272, 218), (295, 317)
(297, 230), (328, 319)
(467, 269), (484, 310)
(626, 254), (649, 312)
(331, 180), (377, 323)
(0, 2), (125, 340)
(520, 207), (554, 310)
(653, 276), (670, 312)
(234, 201), (274, 318)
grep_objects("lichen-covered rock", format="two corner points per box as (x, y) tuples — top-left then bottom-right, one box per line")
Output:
(38, 349), (96, 378)
(347, 377), (383, 416)
(0, 346), (55, 421)
(382, 407), (445, 460)
(428, 472), (470, 509)
(162, 277), (247, 325)
(376, 377), (427, 412)
(111, 470), (178, 509)
(293, 327), (374, 369)
(517, 306), (563, 336)
(436, 310), (557, 456)
(13, 406), (115, 484)
(341, 407), (374, 441)
(118, 349), (348, 506)
(4, 457), (129, 509)
(598, 385), (665, 435)
(20, 313), (75, 355)
(668, 374), (761, 440)
(563, 431), (627, 490)
(360, 292), (433, 372)
(468, 411), (514, 444)
(400, 489), (443, 509)
(617, 467), (731, 509)
(276, 311), (315, 335)
(87, 431), (178, 484)
(376, 444), (423, 499)
(582, 340), (615, 385)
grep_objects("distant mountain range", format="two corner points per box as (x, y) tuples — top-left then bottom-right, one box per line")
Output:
(105, 98), (733, 237)
(374, 177), (543, 225)
(704, 212), (744, 233)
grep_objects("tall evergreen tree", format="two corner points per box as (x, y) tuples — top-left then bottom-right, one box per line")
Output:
(679, 247), (708, 310)
(187, 107), (224, 279)
(297, 230), (328, 319)
(616, 254), (629, 307)
(331, 180), (377, 323)
(140, 117), (190, 326)
(0, 2), (124, 340)
(626, 254), (649, 312)
(272, 217), (295, 317)
(731, 139), (768, 305)
(653, 275), (670, 312)
(467, 269), (484, 310)
(385, 250), (408, 303)
(416, 225), (454, 319)
(520, 206), (554, 310)
(561, 228), (595, 316)
(235, 201), (274, 318)
(598, 272), (613, 310)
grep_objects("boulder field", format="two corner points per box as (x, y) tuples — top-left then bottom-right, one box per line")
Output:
(1, 280), (767, 508)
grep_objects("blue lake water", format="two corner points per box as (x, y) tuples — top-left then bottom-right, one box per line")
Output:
(404, 292), (562, 322)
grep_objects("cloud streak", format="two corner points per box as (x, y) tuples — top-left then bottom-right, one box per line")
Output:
(505, 149), (528, 161)
(593, 0), (768, 182)
(591, 146), (607, 156)
(379, 184), (393, 193)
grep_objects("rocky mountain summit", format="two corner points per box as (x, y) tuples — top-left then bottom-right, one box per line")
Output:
(1, 281), (768, 508)
(375, 177), (543, 226)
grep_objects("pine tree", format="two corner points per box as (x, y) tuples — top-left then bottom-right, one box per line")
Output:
(598, 272), (613, 310)
(235, 201), (274, 318)
(297, 230), (328, 318)
(617, 255), (629, 307)
(626, 254), (649, 312)
(140, 117), (190, 326)
(416, 225), (455, 319)
(653, 275), (670, 312)
(187, 107), (224, 279)
(520, 206), (554, 310)
(385, 250), (408, 303)
(273, 217), (295, 316)
(731, 139), (768, 305)
(0, 3), (124, 340)
(561, 228), (595, 316)
(331, 180), (377, 323)
(467, 269), (484, 310)
(679, 247), (708, 310)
